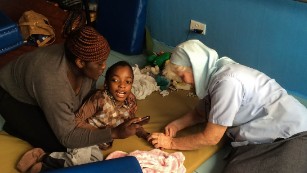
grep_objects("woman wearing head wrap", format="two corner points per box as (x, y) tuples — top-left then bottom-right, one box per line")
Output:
(0, 26), (140, 152)
(16, 61), (147, 173)
(148, 40), (307, 173)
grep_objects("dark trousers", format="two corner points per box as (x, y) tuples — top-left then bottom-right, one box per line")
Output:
(223, 132), (307, 173)
(0, 86), (65, 152)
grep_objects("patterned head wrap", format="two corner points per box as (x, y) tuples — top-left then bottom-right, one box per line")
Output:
(65, 26), (110, 62)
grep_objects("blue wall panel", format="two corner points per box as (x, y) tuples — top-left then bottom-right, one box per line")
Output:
(146, 0), (307, 98)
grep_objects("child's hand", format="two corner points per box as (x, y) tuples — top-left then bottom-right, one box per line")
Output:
(136, 127), (151, 140)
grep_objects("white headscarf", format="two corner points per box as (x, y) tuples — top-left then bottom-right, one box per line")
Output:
(170, 40), (236, 99)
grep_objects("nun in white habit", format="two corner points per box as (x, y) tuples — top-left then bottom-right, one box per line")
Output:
(148, 39), (307, 173)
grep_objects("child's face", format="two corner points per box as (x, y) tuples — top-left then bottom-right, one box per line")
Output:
(107, 66), (133, 103)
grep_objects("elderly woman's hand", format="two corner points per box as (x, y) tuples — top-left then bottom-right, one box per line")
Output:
(148, 133), (173, 149)
(164, 122), (179, 137)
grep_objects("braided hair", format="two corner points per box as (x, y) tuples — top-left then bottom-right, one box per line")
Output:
(64, 26), (110, 63)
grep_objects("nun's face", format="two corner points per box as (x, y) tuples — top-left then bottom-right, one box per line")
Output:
(177, 71), (194, 85)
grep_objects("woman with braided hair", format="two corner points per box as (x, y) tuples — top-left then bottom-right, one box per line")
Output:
(0, 26), (140, 153)
(16, 61), (149, 173)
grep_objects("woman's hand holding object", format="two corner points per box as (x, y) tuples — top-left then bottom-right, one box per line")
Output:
(112, 118), (141, 139)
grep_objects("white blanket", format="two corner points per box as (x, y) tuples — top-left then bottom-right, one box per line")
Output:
(132, 65), (160, 100)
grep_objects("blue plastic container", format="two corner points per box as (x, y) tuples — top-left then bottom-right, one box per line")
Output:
(0, 11), (23, 55)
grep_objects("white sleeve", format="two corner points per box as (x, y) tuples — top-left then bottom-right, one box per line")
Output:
(208, 77), (244, 126)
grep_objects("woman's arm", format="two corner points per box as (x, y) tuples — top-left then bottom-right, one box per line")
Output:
(172, 122), (227, 150)
(164, 108), (206, 137)
(75, 90), (104, 129)
(149, 122), (227, 150)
